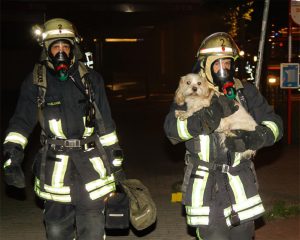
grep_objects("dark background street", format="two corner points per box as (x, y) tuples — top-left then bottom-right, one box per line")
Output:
(1, 0), (299, 239)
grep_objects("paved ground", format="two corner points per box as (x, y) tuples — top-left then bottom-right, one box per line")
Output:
(0, 95), (299, 239)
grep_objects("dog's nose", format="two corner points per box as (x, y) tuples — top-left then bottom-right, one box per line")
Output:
(192, 86), (197, 92)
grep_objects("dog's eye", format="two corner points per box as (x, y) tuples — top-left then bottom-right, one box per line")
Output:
(187, 81), (191, 85)
(197, 82), (202, 85)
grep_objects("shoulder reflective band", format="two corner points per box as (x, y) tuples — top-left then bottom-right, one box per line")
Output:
(99, 131), (118, 146)
(52, 155), (69, 188)
(261, 121), (279, 141)
(4, 132), (28, 149)
(49, 119), (67, 139)
(89, 157), (107, 179)
(199, 47), (233, 54)
(177, 119), (192, 140)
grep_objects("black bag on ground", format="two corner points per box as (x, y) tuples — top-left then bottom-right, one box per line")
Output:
(120, 179), (157, 231)
(105, 191), (130, 229)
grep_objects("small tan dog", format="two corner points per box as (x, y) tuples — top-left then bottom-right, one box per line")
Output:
(174, 73), (257, 145)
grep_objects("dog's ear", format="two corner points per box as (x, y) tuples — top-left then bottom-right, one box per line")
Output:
(175, 76), (186, 105)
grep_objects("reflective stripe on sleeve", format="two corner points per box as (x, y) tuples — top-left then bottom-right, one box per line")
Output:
(177, 119), (192, 140)
(261, 121), (280, 141)
(49, 119), (67, 139)
(99, 131), (118, 146)
(4, 132), (28, 149)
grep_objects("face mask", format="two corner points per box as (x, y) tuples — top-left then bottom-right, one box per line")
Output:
(211, 58), (236, 99)
(52, 51), (71, 81)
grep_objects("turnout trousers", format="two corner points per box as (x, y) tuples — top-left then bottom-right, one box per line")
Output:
(43, 160), (106, 240)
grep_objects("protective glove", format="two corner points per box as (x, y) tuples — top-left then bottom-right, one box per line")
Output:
(3, 148), (25, 188)
(225, 125), (272, 152)
(196, 95), (238, 135)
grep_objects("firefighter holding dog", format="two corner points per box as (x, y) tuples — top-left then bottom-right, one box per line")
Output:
(164, 32), (283, 240)
(2, 18), (125, 240)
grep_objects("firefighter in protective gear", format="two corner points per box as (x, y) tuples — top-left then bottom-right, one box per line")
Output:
(164, 32), (283, 240)
(3, 18), (125, 240)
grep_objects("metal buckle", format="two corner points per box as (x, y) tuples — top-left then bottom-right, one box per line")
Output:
(64, 139), (81, 148)
(221, 164), (230, 173)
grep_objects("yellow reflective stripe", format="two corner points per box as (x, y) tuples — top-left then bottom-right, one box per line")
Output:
(52, 155), (68, 188)
(4, 132), (28, 149)
(83, 117), (94, 137)
(99, 131), (118, 146)
(262, 121), (279, 141)
(90, 157), (107, 179)
(112, 158), (123, 167)
(227, 173), (247, 203)
(186, 215), (209, 226)
(89, 183), (116, 200)
(232, 153), (242, 167)
(177, 119), (192, 140)
(186, 206), (210, 216)
(224, 195), (263, 215)
(199, 135), (210, 162)
(225, 204), (265, 227)
(35, 177), (70, 194)
(191, 170), (209, 207)
(34, 178), (71, 202)
(85, 175), (115, 192)
(49, 119), (67, 139)
(200, 47), (233, 54)
(3, 159), (12, 169)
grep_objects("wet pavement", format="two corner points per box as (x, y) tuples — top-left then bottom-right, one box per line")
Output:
(0, 95), (299, 240)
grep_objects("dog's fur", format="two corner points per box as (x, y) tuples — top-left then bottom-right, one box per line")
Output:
(174, 73), (257, 156)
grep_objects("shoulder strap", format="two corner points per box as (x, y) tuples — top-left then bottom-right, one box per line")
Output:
(234, 78), (249, 112)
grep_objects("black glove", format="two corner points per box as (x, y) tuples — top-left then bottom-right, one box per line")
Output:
(196, 95), (223, 134)
(225, 125), (271, 152)
(3, 148), (25, 188)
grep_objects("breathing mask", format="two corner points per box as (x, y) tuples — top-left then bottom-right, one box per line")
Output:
(211, 58), (236, 99)
(49, 40), (73, 81)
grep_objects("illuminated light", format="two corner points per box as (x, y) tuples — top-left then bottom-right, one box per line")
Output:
(34, 29), (42, 36)
(253, 56), (258, 62)
(279, 42), (283, 47)
(105, 38), (142, 42)
(239, 50), (245, 56)
(268, 38), (272, 42)
(268, 77), (277, 84)
(93, 38), (97, 42)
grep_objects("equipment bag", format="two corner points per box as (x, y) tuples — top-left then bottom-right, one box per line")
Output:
(105, 190), (130, 230)
(121, 179), (157, 231)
